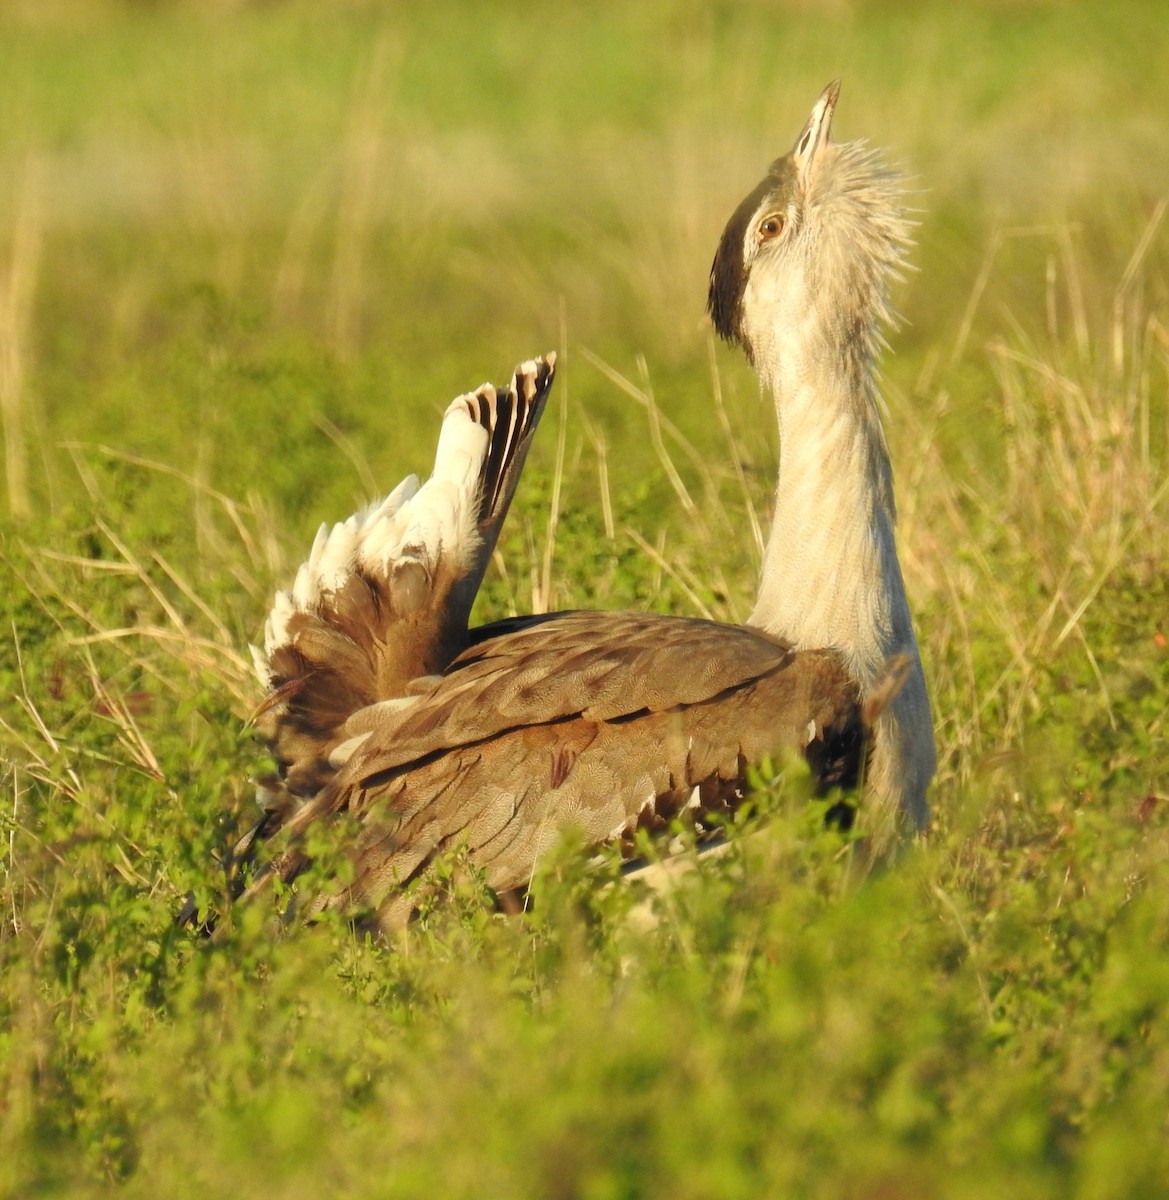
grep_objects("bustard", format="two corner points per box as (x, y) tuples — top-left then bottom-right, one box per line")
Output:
(234, 82), (930, 933)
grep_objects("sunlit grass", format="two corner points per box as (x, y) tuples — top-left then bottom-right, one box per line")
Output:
(1, 1), (1168, 1196)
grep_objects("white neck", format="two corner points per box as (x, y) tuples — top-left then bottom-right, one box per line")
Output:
(747, 341), (936, 847)
(749, 364), (908, 683)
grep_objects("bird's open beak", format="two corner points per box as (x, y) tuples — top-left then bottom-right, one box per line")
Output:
(792, 79), (841, 176)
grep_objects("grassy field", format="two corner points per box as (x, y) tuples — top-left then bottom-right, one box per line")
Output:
(2, 0), (1168, 1195)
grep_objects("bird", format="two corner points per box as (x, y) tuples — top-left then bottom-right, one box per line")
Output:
(707, 79), (935, 854)
(231, 80), (931, 934)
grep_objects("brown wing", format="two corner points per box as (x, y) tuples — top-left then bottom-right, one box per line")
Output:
(254, 612), (862, 931)
(334, 611), (828, 767)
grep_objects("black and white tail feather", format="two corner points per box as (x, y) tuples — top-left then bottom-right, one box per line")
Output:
(218, 355), (557, 898)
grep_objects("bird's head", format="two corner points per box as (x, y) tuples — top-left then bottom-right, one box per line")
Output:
(707, 81), (912, 386)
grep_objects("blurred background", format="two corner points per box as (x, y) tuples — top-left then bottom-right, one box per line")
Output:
(2, 0), (1165, 528)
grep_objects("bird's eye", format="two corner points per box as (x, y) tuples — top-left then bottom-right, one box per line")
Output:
(757, 213), (786, 241)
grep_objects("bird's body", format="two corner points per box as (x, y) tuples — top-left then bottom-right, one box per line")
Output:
(257, 608), (861, 930)
(237, 82), (933, 932)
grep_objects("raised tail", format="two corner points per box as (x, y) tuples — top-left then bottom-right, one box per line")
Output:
(250, 353), (557, 808)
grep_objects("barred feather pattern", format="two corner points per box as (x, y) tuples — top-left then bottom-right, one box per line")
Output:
(250, 355), (556, 813)
(243, 611), (874, 932)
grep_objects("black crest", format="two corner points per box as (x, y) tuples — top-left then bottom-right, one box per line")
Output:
(706, 159), (794, 352)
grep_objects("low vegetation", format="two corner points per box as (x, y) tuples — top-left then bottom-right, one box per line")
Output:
(1, 2), (1167, 1196)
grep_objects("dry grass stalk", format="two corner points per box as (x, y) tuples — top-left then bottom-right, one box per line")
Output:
(0, 167), (41, 522)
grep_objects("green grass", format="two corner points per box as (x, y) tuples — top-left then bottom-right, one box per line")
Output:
(2, 1), (1168, 1196)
